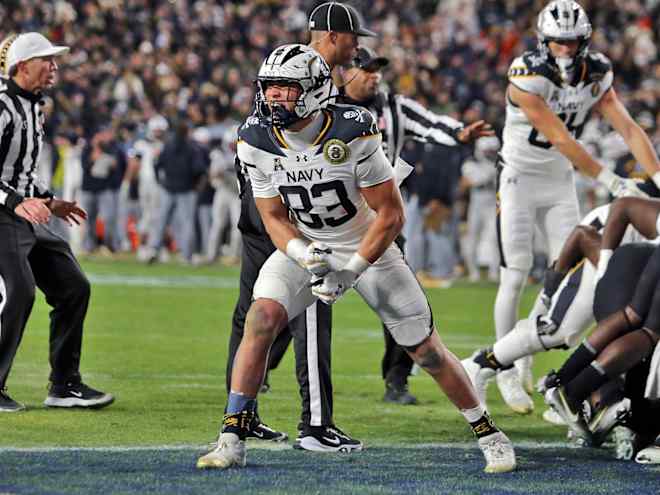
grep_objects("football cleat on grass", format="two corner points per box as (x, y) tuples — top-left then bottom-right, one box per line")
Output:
(542, 407), (566, 426)
(497, 367), (533, 415)
(0, 389), (25, 412)
(294, 425), (363, 453)
(246, 417), (288, 442)
(635, 445), (660, 464)
(383, 382), (418, 405)
(44, 381), (114, 409)
(588, 398), (630, 447)
(461, 353), (495, 409)
(197, 432), (246, 469)
(478, 431), (517, 473)
(544, 387), (592, 443)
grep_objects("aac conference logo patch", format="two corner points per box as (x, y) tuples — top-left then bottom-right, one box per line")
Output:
(323, 138), (350, 165)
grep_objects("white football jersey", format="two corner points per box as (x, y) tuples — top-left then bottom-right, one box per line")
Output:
(238, 105), (393, 251)
(129, 139), (163, 185)
(502, 50), (613, 177)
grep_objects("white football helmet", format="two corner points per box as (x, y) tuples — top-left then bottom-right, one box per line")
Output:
(537, 1), (592, 80)
(256, 44), (332, 127)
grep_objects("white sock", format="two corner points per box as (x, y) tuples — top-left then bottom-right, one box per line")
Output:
(461, 405), (486, 423)
(494, 267), (528, 340)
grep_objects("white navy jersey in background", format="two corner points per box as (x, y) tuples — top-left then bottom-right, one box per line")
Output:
(502, 49), (613, 176)
(238, 104), (392, 252)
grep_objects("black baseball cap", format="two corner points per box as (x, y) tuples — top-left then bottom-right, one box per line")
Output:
(308, 2), (377, 37)
(353, 46), (389, 71)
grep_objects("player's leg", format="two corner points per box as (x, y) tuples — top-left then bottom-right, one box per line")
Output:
(493, 167), (535, 409)
(355, 247), (515, 473)
(545, 244), (654, 439)
(198, 251), (316, 469)
(554, 245), (660, 388)
(224, 232), (288, 440)
(28, 226), (114, 409)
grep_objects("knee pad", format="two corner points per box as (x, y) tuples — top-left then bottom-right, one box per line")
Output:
(536, 315), (571, 350)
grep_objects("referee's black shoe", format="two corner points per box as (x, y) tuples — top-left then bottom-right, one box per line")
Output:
(246, 416), (288, 442)
(294, 424), (363, 453)
(44, 380), (115, 409)
(0, 389), (26, 412)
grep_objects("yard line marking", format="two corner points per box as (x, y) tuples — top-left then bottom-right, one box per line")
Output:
(0, 441), (575, 453)
(86, 274), (239, 289)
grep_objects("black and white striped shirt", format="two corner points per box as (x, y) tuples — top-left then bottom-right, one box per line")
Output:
(0, 78), (52, 210)
(339, 90), (464, 166)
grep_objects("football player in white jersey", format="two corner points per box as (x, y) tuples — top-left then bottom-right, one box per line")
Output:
(492, 0), (660, 413)
(197, 44), (516, 473)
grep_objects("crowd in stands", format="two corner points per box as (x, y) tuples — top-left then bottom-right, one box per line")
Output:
(1, 0), (659, 278)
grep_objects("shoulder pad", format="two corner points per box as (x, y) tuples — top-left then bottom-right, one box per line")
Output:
(321, 104), (378, 145)
(583, 52), (612, 84)
(237, 116), (286, 157)
(519, 50), (563, 87)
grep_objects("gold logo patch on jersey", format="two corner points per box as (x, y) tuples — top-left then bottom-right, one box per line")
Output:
(591, 82), (600, 98)
(323, 139), (350, 165)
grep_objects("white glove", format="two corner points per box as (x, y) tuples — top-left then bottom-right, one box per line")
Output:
(597, 168), (648, 198)
(310, 252), (371, 305)
(310, 269), (358, 305)
(286, 239), (332, 277)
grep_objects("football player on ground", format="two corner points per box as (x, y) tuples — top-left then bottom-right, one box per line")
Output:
(544, 196), (660, 448)
(197, 44), (516, 473)
(492, 0), (660, 414)
(462, 182), (660, 413)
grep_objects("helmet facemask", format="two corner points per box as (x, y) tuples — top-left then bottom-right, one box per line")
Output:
(255, 44), (333, 129)
(256, 79), (306, 128)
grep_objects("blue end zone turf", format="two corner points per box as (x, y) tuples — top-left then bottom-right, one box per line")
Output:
(1, 446), (659, 494)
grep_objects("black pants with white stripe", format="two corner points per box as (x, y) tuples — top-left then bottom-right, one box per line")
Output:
(225, 230), (333, 427)
(0, 207), (90, 389)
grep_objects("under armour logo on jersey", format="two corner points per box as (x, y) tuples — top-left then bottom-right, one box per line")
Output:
(296, 154), (309, 163)
(506, 177), (518, 185)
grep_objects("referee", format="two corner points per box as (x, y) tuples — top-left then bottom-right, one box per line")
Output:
(338, 46), (494, 404)
(0, 32), (113, 412)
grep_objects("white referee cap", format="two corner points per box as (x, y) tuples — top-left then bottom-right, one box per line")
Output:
(5, 32), (69, 72)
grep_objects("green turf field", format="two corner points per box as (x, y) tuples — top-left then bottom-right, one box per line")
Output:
(1, 258), (557, 447)
(2, 258), (658, 494)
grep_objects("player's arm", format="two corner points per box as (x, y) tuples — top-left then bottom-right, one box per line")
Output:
(596, 87), (660, 184)
(357, 178), (404, 262)
(509, 84), (641, 197)
(254, 195), (302, 253)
